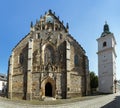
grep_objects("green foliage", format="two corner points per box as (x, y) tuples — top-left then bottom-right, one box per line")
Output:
(90, 71), (98, 89)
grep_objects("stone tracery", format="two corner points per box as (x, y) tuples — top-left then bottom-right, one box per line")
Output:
(44, 45), (55, 65)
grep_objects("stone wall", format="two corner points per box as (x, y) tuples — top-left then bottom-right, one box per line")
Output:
(12, 74), (24, 99)
(70, 74), (82, 93)
(32, 73), (41, 99)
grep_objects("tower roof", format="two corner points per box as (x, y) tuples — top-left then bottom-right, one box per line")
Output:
(101, 22), (111, 37)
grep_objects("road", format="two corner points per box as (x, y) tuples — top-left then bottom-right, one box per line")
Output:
(0, 92), (120, 108)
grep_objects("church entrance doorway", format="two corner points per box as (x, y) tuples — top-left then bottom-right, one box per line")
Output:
(45, 82), (52, 97)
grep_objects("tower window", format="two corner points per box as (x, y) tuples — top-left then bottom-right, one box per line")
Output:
(103, 41), (107, 47)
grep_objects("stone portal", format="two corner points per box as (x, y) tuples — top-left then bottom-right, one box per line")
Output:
(45, 82), (52, 97)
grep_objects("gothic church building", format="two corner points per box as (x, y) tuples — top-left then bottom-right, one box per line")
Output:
(8, 10), (90, 100)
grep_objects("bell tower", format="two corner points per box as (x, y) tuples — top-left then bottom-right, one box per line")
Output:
(97, 22), (117, 93)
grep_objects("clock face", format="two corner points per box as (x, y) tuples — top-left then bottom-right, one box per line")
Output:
(46, 15), (54, 23)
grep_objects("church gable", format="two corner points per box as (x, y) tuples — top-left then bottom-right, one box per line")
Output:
(32, 9), (68, 33)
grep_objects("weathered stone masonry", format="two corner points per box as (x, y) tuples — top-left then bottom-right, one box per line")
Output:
(8, 10), (90, 100)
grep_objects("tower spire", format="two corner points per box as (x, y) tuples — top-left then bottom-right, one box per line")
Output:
(66, 23), (69, 32)
(30, 21), (33, 28)
(101, 21), (111, 37)
(105, 21), (107, 24)
(103, 21), (110, 33)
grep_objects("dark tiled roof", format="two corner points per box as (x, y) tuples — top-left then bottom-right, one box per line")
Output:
(0, 73), (7, 81)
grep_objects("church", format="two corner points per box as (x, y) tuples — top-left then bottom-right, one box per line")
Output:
(8, 10), (90, 100)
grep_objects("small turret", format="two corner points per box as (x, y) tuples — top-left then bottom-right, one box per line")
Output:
(36, 19), (39, 24)
(45, 11), (47, 15)
(66, 23), (69, 32)
(40, 15), (42, 19)
(30, 21), (35, 32)
(30, 21), (33, 28)
(58, 16), (59, 20)
(48, 9), (52, 14)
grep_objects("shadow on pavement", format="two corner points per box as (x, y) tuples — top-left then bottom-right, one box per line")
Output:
(101, 96), (120, 108)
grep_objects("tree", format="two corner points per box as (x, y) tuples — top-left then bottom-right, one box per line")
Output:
(90, 71), (98, 92)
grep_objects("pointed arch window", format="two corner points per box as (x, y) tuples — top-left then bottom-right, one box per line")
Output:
(18, 53), (24, 64)
(44, 45), (54, 64)
(74, 55), (79, 66)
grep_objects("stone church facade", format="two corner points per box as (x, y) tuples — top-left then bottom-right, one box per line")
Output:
(8, 10), (90, 100)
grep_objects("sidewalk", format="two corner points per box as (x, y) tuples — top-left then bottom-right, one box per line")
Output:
(0, 92), (120, 108)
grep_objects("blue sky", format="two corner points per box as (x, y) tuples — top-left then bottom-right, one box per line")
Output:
(0, 0), (120, 79)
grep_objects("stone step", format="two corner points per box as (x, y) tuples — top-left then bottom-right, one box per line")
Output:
(44, 97), (56, 101)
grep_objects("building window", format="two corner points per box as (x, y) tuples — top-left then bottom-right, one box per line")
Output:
(74, 55), (79, 66)
(36, 33), (40, 39)
(18, 55), (20, 64)
(18, 53), (24, 64)
(42, 26), (45, 30)
(103, 41), (107, 47)
(59, 34), (62, 39)
(67, 87), (70, 91)
(44, 45), (54, 64)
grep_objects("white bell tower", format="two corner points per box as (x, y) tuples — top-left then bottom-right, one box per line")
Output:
(97, 22), (117, 93)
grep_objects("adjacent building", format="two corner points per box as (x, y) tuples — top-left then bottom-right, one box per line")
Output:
(8, 10), (90, 100)
(97, 22), (117, 93)
(0, 73), (7, 94)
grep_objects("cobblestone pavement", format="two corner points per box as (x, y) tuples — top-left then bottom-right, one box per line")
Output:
(0, 92), (120, 108)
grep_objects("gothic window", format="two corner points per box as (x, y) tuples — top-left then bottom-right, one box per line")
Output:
(18, 55), (20, 64)
(18, 53), (24, 64)
(103, 41), (107, 47)
(42, 25), (45, 30)
(74, 55), (79, 66)
(59, 34), (62, 39)
(46, 16), (54, 23)
(55, 24), (59, 31)
(58, 34), (62, 40)
(44, 45), (54, 64)
(55, 27), (58, 31)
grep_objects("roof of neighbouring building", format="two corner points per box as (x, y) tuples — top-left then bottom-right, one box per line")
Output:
(0, 73), (7, 81)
